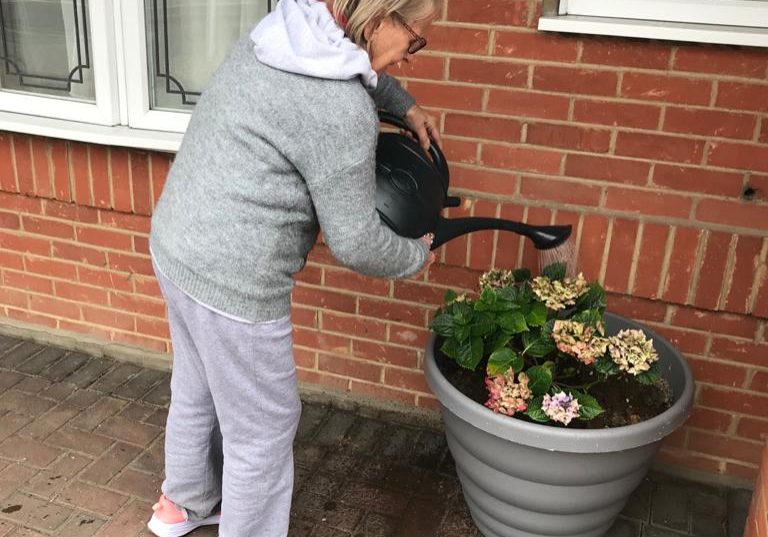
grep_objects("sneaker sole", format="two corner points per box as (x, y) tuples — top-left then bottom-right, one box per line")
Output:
(147, 513), (221, 537)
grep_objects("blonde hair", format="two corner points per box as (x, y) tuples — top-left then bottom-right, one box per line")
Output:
(331, 0), (438, 49)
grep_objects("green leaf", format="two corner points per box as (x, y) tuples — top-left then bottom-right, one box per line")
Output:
(521, 330), (556, 358)
(490, 333), (512, 353)
(496, 286), (520, 303)
(487, 348), (524, 376)
(430, 313), (455, 337)
(443, 289), (458, 304)
(470, 311), (497, 338)
(474, 288), (497, 312)
(542, 262), (567, 281)
(525, 302), (548, 327)
(513, 268), (532, 282)
(576, 283), (606, 311)
(594, 356), (620, 376)
(524, 396), (548, 422)
(454, 336), (485, 371)
(635, 365), (662, 385)
(574, 391), (604, 420)
(497, 311), (528, 333)
(526, 365), (553, 396)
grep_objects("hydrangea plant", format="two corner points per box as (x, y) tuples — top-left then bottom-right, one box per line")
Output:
(430, 263), (662, 427)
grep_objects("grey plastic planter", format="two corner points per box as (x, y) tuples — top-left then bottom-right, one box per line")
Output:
(425, 312), (694, 537)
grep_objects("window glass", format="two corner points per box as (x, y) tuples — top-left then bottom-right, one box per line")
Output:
(0, 0), (95, 102)
(144, 0), (271, 112)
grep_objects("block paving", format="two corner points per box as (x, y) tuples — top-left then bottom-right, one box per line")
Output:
(0, 334), (753, 537)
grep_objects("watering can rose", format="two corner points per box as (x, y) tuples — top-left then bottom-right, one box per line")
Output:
(430, 263), (667, 427)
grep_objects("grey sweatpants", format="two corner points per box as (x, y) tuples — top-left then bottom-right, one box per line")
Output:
(156, 269), (301, 537)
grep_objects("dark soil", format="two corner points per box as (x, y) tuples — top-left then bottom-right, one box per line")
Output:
(434, 339), (672, 429)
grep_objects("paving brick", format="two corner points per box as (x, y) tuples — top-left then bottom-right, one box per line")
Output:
(607, 517), (642, 536)
(90, 499), (150, 537)
(409, 430), (447, 470)
(129, 439), (163, 475)
(64, 359), (114, 389)
(651, 482), (690, 532)
(0, 390), (55, 417)
(12, 377), (50, 395)
(0, 520), (14, 537)
(621, 477), (652, 522)
(145, 408), (167, 428)
(338, 481), (409, 517)
(58, 481), (129, 517)
(0, 371), (23, 393)
(108, 468), (161, 501)
(55, 512), (106, 537)
(94, 416), (162, 447)
(39, 352), (91, 382)
(344, 418), (387, 454)
(0, 491), (73, 532)
(45, 427), (114, 457)
(0, 342), (45, 370)
(0, 413), (32, 443)
(0, 336), (22, 355)
(0, 436), (62, 468)
(352, 513), (398, 537)
(141, 377), (170, 407)
(23, 453), (92, 499)
(18, 402), (81, 440)
(15, 347), (65, 375)
(65, 389), (103, 409)
(0, 463), (38, 503)
(296, 404), (330, 442)
(113, 369), (166, 401)
(119, 402), (157, 422)
(394, 497), (444, 536)
(69, 396), (126, 432)
(290, 491), (363, 532)
(88, 364), (142, 395)
(314, 411), (356, 447)
(79, 442), (142, 485)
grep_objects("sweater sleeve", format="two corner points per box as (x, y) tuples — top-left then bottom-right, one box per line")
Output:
(302, 156), (429, 280)
(368, 73), (416, 118)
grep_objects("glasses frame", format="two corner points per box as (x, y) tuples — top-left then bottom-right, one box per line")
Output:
(393, 13), (427, 55)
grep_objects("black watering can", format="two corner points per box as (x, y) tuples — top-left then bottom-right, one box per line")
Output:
(375, 112), (572, 250)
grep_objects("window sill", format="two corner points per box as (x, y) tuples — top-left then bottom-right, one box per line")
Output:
(0, 111), (182, 153)
(538, 15), (768, 48)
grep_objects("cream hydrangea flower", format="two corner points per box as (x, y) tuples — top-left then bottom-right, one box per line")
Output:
(608, 329), (659, 375)
(485, 371), (533, 416)
(479, 269), (515, 291)
(541, 392), (581, 425)
(531, 273), (589, 310)
(551, 320), (609, 365)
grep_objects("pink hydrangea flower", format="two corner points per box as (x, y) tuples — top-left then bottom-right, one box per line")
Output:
(485, 371), (533, 416)
(541, 392), (581, 426)
(551, 320), (609, 365)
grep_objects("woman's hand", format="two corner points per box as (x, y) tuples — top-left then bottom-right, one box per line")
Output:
(412, 233), (436, 280)
(405, 105), (442, 154)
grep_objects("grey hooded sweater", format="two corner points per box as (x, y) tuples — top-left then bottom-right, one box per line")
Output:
(149, 32), (429, 322)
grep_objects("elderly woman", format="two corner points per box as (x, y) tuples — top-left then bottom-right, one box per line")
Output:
(146, 0), (440, 536)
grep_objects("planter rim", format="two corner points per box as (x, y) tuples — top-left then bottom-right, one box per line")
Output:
(424, 312), (695, 453)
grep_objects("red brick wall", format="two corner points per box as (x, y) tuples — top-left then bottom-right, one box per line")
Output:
(745, 442), (768, 537)
(0, 1), (767, 482)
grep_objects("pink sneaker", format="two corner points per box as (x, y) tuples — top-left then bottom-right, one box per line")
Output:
(147, 494), (221, 537)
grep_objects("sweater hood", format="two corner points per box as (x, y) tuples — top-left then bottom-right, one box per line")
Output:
(249, 0), (378, 89)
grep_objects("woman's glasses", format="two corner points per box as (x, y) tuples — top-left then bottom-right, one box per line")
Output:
(394, 13), (427, 55)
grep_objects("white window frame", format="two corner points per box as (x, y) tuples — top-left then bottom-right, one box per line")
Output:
(539, 0), (768, 48)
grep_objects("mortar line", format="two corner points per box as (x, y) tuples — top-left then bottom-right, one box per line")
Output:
(686, 229), (709, 305)
(746, 237), (768, 313)
(627, 220), (644, 294)
(717, 234), (739, 311)
(657, 226), (677, 299)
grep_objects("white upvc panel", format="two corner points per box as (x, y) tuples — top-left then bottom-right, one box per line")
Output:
(120, 0), (191, 133)
(539, 15), (768, 47)
(565, 0), (768, 28)
(0, 1), (121, 126)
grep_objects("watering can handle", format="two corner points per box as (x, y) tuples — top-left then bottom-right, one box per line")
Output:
(378, 111), (450, 184)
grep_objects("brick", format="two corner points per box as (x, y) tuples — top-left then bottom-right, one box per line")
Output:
(98, 211), (151, 233)
(0, 133), (17, 193)
(108, 292), (165, 318)
(0, 286), (27, 309)
(578, 214), (609, 281)
(69, 142), (92, 206)
(407, 81), (483, 111)
(689, 431), (763, 465)
(75, 226), (133, 250)
(673, 307), (758, 339)
(3, 271), (54, 294)
(709, 338), (768, 367)
(388, 55), (445, 81)
(323, 269), (390, 297)
(533, 66), (618, 96)
(448, 58), (527, 87)
(50, 139), (71, 201)
(0, 191), (43, 214)
(25, 256), (78, 280)
(6, 308), (58, 328)
(427, 25), (489, 55)
(603, 219), (639, 294)
(294, 327), (351, 355)
(565, 154), (650, 186)
(632, 223), (670, 299)
(661, 228), (702, 304)
(21, 215), (74, 239)
(322, 312), (387, 341)
(693, 231), (732, 310)
(43, 198), (99, 223)
(444, 113), (522, 143)
(650, 324), (708, 354)
(150, 154), (171, 209)
(572, 99), (661, 130)
(486, 89), (570, 120)
(581, 37), (672, 69)
(495, 31), (578, 62)
(0, 250), (24, 271)
(652, 165), (743, 197)
(686, 407), (732, 434)
(605, 187), (693, 219)
(59, 481), (129, 517)
(526, 123), (611, 153)
(77, 266), (133, 292)
(14, 135), (34, 196)
(318, 354), (381, 383)
(0, 211), (19, 229)
(687, 356), (748, 388)
(447, 0), (528, 25)
(467, 200), (497, 271)
(664, 107), (756, 140)
(615, 132), (704, 164)
(481, 144), (561, 174)
(724, 235), (764, 314)
(89, 145), (111, 209)
(0, 435), (62, 467)
(441, 138), (478, 164)
(352, 340), (419, 369)
(129, 151), (152, 216)
(357, 298), (426, 328)
(716, 82), (768, 112)
(451, 166), (517, 196)
(293, 285), (356, 314)
(383, 367), (430, 393)
(81, 305), (136, 331)
(695, 198), (768, 231)
(519, 176), (601, 206)
(606, 294), (667, 323)
(30, 138), (52, 199)
(106, 252), (153, 275)
(736, 417), (768, 442)
(621, 73), (711, 105)
(0, 491), (74, 531)
(708, 142), (768, 173)
(519, 206), (553, 271)
(674, 45), (768, 78)
(760, 118), (768, 144)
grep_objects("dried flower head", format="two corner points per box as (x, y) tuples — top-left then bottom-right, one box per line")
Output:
(479, 269), (515, 291)
(531, 273), (589, 310)
(485, 371), (533, 416)
(608, 329), (659, 375)
(541, 392), (581, 425)
(551, 320), (609, 365)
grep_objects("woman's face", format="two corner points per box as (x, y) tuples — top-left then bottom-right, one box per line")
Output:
(366, 14), (433, 73)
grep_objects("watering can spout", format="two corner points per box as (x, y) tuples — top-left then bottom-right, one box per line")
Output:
(432, 217), (572, 251)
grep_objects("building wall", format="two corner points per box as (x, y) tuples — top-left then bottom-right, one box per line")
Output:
(0, 1), (766, 482)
